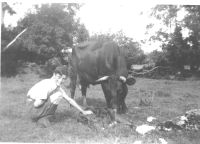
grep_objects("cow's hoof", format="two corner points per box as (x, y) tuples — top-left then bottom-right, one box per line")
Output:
(121, 107), (128, 114)
(117, 105), (128, 114)
(108, 121), (117, 127)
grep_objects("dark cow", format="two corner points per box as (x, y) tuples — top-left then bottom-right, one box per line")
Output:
(69, 40), (136, 119)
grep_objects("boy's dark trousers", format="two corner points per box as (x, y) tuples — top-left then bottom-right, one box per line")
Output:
(26, 97), (58, 127)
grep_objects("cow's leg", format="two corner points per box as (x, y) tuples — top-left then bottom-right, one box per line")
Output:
(69, 65), (77, 107)
(101, 83), (112, 108)
(109, 98), (119, 126)
(102, 83), (119, 123)
(120, 84), (128, 113)
(70, 79), (76, 99)
(116, 96), (123, 114)
(106, 96), (112, 108)
(117, 98), (122, 114)
(121, 100), (128, 113)
(81, 84), (88, 107)
(108, 108), (117, 122)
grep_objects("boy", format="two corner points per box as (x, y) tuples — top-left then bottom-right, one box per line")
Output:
(26, 66), (92, 128)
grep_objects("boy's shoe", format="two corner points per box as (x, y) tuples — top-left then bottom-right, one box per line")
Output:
(37, 117), (51, 128)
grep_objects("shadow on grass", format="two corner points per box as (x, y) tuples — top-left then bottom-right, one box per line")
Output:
(54, 98), (107, 123)
(76, 97), (107, 108)
(54, 110), (76, 123)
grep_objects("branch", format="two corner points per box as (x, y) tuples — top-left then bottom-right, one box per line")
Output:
(130, 66), (170, 75)
(2, 28), (27, 52)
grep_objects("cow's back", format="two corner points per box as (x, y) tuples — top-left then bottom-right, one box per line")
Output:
(96, 41), (128, 76)
(72, 41), (128, 83)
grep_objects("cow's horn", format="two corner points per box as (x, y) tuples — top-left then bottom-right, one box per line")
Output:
(96, 76), (109, 82)
(119, 76), (126, 82)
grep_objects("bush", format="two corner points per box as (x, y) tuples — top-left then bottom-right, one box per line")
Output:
(1, 50), (18, 77)
(44, 57), (63, 76)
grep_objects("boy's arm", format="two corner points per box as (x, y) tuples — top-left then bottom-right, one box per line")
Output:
(59, 87), (92, 115)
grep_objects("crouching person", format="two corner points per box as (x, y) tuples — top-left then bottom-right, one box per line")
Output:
(26, 66), (93, 128)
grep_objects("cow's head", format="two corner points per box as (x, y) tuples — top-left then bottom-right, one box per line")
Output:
(96, 75), (136, 113)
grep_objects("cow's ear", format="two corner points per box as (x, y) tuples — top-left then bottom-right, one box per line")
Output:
(126, 76), (136, 85)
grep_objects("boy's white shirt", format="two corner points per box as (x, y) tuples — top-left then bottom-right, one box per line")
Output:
(27, 76), (93, 115)
(27, 78), (58, 100)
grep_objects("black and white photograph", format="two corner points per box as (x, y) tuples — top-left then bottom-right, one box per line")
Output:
(1, 0), (200, 143)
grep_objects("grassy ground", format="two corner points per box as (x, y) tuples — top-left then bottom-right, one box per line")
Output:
(1, 71), (200, 143)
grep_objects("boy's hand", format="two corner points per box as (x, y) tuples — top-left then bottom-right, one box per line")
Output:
(83, 110), (93, 115)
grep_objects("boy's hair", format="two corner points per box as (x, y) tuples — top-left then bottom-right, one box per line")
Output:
(54, 66), (68, 76)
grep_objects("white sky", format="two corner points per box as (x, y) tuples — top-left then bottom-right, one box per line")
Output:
(3, 0), (200, 53)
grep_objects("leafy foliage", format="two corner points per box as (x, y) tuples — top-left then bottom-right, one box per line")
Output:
(183, 5), (200, 71)
(151, 5), (180, 26)
(1, 25), (25, 76)
(163, 26), (189, 69)
(147, 5), (200, 73)
(2, 2), (16, 15)
(147, 50), (168, 66)
(90, 31), (146, 68)
(1, 3), (89, 76)
(17, 3), (87, 62)
(2, 2), (16, 26)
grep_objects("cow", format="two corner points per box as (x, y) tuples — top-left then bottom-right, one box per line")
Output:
(69, 40), (136, 121)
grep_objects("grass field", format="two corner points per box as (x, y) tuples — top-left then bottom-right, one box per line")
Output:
(1, 71), (200, 143)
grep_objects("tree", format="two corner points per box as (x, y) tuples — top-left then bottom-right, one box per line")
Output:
(90, 31), (145, 68)
(147, 5), (200, 73)
(147, 50), (168, 66)
(114, 31), (145, 65)
(162, 26), (189, 70)
(1, 2), (16, 25)
(16, 4), (75, 62)
(148, 5), (180, 44)
(183, 5), (200, 71)
(1, 3), (89, 76)
(73, 22), (89, 44)
(1, 3), (19, 76)
(16, 3), (89, 63)
(1, 2), (17, 49)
